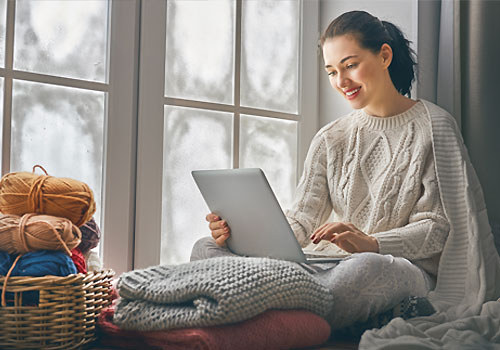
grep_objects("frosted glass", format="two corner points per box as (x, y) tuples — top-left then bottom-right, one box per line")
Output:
(14, 0), (108, 82)
(165, 0), (234, 104)
(240, 115), (297, 210)
(11, 80), (105, 224)
(161, 106), (232, 264)
(241, 0), (299, 113)
(0, 0), (6, 67)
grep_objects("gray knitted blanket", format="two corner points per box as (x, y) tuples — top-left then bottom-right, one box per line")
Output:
(113, 256), (334, 331)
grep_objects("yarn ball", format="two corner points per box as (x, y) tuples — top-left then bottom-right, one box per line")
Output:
(0, 213), (81, 255)
(71, 247), (87, 274)
(7, 250), (77, 277)
(0, 171), (96, 227)
(79, 217), (101, 254)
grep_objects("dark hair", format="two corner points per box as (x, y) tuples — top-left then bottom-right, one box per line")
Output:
(321, 11), (416, 97)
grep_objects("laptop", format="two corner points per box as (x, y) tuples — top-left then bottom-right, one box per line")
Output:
(192, 168), (347, 264)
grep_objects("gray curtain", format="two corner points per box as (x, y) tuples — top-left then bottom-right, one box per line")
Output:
(417, 0), (500, 253)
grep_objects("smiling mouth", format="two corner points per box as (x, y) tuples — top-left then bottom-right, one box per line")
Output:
(345, 88), (360, 96)
(344, 87), (361, 100)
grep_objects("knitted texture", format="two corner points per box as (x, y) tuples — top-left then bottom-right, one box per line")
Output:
(286, 101), (450, 276)
(113, 256), (334, 331)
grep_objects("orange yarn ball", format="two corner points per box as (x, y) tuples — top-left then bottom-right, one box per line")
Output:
(0, 170), (96, 227)
(0, 213), (82, 255)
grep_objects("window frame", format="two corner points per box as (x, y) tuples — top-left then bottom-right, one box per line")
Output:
(134, 0), (319, 270)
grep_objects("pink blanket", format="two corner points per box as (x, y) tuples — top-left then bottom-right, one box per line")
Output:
(97, 306), (331, 350)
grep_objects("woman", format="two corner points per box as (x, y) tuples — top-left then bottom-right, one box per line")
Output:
(190, 10), (491, 332)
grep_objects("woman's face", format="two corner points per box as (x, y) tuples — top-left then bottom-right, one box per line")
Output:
(322, 34), (390, 112)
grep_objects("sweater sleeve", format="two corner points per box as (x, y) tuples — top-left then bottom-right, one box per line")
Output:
(285, 132), (333, 247)
(372, 151), (450, 260)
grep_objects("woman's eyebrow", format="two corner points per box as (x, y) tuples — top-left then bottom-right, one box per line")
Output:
(325, 55), (358, 68)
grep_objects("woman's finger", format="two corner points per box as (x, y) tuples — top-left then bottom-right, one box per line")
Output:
(214, 232), (229, 247)
(212, 227), (229, 240)
(318, 228), (337, 241)
(206, 213), (220, 222)
(312, 222), (347, 243)
(209, 220), (227, 231)
(312, 223), (334, 241)
(311, 223), (328, 241)
(311, 227), (324, 243)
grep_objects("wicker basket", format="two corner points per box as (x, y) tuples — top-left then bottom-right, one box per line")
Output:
(0, 269), (115, 350)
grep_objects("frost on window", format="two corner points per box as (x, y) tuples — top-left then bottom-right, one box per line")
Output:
(241, 0), (299, 114)
(14, 0), (108, 82)
(0, 0), (6, 67)
(240, 115), (297, 210)
(165, 0), (234, 104)
(11, 80), (105, 224)
(161, 106), (232, 264)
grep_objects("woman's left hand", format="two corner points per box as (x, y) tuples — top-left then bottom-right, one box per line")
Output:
(310, 222), (379, 253)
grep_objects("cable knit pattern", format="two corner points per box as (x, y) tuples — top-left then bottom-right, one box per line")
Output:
(113, 256), (334, 331)
(286, 101), (450, 276)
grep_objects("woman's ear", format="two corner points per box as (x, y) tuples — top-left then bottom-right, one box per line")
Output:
(380, 43), (393, 69)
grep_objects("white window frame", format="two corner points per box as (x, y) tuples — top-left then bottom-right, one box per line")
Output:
(134, 0), (320, 269)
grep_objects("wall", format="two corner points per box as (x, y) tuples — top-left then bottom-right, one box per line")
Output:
(318, 0), (418, 126)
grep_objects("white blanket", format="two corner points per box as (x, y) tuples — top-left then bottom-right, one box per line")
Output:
(360, 100), (500, 349)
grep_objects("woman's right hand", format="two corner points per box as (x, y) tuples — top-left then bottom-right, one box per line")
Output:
(206, 213), (231, 246)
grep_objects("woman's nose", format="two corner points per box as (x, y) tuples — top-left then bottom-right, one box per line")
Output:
(336, 72), (350, 89)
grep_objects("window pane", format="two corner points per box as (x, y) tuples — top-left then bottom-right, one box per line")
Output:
(165, 0), (234, 104)
(14, 0), (108, 82)
(240, 115), (297, 209)
(0, 0), (6, 67)
(161, 106), (232, 264)
(11, 80), (105, 224)
(241, 0), (299, 114)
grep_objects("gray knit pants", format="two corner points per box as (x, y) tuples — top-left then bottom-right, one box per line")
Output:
(190, 236), (433, 329)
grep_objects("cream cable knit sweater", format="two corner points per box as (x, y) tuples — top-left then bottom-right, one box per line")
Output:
(286, 101), (449, 276)
(359, 99), (500, 349)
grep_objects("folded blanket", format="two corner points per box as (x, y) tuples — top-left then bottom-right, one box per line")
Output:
(114, 256), (334, 331)
(99, 306), (331, 350)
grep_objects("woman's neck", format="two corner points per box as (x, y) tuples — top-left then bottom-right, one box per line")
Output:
(363, 86), (416, 118)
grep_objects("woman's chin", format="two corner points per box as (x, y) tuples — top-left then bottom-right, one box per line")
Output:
(347, 98), (366, 110)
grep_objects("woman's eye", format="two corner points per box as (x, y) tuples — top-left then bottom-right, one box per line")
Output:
(346, 63), (357, 69)
(328, 71), (337, 77)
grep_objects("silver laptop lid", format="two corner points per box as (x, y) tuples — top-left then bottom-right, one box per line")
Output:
(192, 168), (308, 263)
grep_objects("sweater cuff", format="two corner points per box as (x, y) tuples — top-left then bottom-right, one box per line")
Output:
(372, 232), (404, 256)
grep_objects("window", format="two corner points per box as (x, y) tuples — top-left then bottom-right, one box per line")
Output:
(0, 0), (318, 274)
(0, 0), (139, 276)
(161, 0), (300, 264)
(0, 0), (108, 224)
(135, 0), (319, 269)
